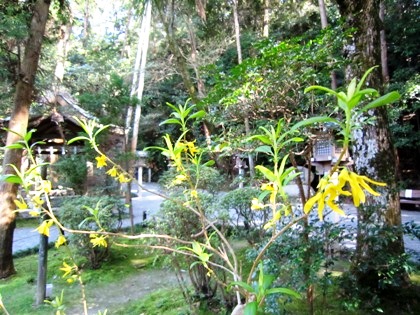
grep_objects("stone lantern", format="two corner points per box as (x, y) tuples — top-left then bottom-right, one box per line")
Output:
(136, 150), (152, 187)
(310, 130), (352, 175)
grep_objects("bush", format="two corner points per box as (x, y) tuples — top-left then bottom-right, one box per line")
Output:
(159, 191), (216, 238)
(158, 165), (225, 194)
(58, 196), (126, 269)
(53, 155), (88, 194)
(220, 187), (269, 244)
(157, 191), (229, 303)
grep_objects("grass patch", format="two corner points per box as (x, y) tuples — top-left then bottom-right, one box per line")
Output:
(2, 232), (419, 314)
(112, 287), (189, 315)
(1, 237), (163, 314)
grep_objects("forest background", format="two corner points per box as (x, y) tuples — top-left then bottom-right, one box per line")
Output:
(0, 0), (419, 314)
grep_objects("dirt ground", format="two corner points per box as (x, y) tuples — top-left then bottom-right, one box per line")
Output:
(65, 269), (180, 315)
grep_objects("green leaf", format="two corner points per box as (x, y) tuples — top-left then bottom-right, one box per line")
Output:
(248, 135), (271, 146)
(165, 102), (179, 113)
(0, 174), (23, 184)
(304, 85), (337, 95)
(228, 281), (255, 294)
(203, 160), (215, 167)
(29, 141), (46, 149)
(356, 66), (378, 91)
(254, 145), (272, 154)
(261, 274), (276, 291)
(189, 110), (206, 120)
(5, 143), (25, 150)
(291, 116), (339, 132)
(24, 129), (36, 142)
(277, 154), (289, 177)
(93, 125), (110, 138)
(360, 91), (400, 112)
(255, 165), (276, 182)
(67, 136), (90, 145)
(355, 88), (378, 97)
(346, 78), (357, 99)
(265, 287), (301, 298)
(26, 163), (49, 176)
(159, 118), (181, 126)
(244, 301), (258, 315)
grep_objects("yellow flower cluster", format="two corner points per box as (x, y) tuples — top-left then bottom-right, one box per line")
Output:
(304, 168), (386, 220)
(250, 182), (277, 211)
(55, 235), (67, 248)
(60, 261), (78, 283)
(95, 155), (107, 168)
(95, 155), (131, 183)
(184, 140), (199, 155)
(14, 179), (53, 217)
(90, 233), (108, 248)
(36, 219), (54, 237)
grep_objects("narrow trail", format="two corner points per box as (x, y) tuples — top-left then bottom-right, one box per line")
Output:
(65, 269), (180, 315)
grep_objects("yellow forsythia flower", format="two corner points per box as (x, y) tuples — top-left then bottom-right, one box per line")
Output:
(32, 195), (45, 207)
(261, 183), (274, 191)
(37, 180), (52, 193)
(304, 168), (386, 220)
(251, 198), (265, 210)
(185, 141), (199, 155)
(106, 167), (118, 177)
(90, 234), (108, 248)
(55, 235), (67, 248)
(14, 197), (28, 210)
(60, 261), (76, 278)
(118, 173), (130, 183)
(263, 210), (281, 230)
(36, 219), (54, 237)
(29, 210), (40, 217)
(95, 155), (107, 168)
(190, 189), (198, 198)
(173, 174), (187, 185)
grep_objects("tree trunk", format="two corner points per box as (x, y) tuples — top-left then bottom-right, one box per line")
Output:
(130, 0), (151, 155)
(54, 23), (72, 83)
(335, 0), (409, 289)
(187, 16), (205, 99)
(379, 0), (389, 84)
(263, 0), (270, 37)
(318, 0), (337, 89)
(232, 0), (242, 64)
(82, 0), (91, 48)
(156, 1), (198, 103)
(0, 0), (51, 279)
(125, 0), (152, 234)
(231, 0), (255, 177)
(318, 0), (328, 28)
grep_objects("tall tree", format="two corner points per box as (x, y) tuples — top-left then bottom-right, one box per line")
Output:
(334, 0), (409, 290)
(318, 0), (337, 89)
(0, 0), (51, 279)
(230, 0), (255, 177)
(379, 0), (389, 84)
(263, 0), (270, 37)
(155, 0), (198, 102)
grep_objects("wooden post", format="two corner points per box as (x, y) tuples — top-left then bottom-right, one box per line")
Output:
(35, 228), (48, 305)
(35, 161), (48, 305)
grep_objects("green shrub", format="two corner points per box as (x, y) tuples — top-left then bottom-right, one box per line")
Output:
(159, 191), (216, 238)
(158, 191), (227, 303)
(58, 196), (126, 269)
(53, 155), (88, 194)
(220, 187), (269, 244)
(158, 165), (225, 194)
